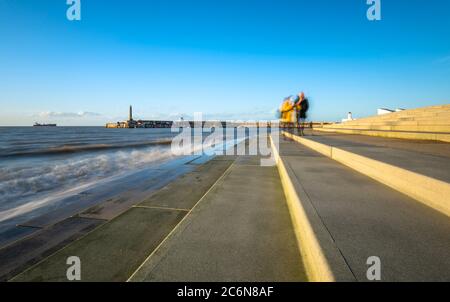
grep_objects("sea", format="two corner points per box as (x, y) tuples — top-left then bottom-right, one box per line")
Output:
(0, 126), (244, 244)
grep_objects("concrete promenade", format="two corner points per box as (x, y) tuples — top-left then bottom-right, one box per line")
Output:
(5, 132), (450, 282)
(10, 140), (306, 282)
(277, 133), (450, 281)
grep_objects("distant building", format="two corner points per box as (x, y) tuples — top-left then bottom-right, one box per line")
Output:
(377, 108), (394, 115)
(378, 108), (405, 115)
(342, 112), (355, 123)
(106, 105), (174, 128)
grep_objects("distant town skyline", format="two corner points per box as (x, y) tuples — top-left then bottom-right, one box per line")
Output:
(1, 0), (450, 126)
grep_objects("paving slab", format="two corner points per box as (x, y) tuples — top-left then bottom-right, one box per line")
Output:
(11, 207), (186, 282)
(78, 192), (139, 221)
(131, 163), (307, 282)
(139, 159), (234, 210)
(0, 226), (39, 250)
(0, 217), (103, 281)
(234, 155), (264, 165)
(21, 163), (194, 228)
(280, 139), (450, 281)
(78, 165), (193, 221)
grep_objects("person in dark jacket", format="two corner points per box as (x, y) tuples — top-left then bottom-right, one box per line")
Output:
(293, 92), (309, 136)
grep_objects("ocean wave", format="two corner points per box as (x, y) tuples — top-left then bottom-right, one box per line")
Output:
(0, 136), (245, 223)
(0, 139), (173, 157)
(0, 145), (174, 216)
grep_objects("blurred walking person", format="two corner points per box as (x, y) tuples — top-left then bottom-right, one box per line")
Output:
(293, 92), (310, 136)
(280, 96), (295, 130)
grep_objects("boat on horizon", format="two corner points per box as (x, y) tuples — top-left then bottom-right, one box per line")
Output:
(33, 122), (57, 127)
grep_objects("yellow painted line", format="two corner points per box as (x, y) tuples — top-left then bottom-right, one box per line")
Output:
(270, 136), (340, 282)
(127, 161), (236, 282)
(284, 131), (450, 217)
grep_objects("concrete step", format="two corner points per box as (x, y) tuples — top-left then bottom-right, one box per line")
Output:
(333, 119), (450, 126)
(317, 127), (450, 142)
(353, 113), (450, 122)
(284, 131), (450, 217)
(326, 125), (450, 133)
(336, 118), (450, 127)
(372, 105), (450, 116)
(272, 136), (450, 281)
(336, 107), (450, 125)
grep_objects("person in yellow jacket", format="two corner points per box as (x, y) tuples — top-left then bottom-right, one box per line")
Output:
(280, 96), (295, 129)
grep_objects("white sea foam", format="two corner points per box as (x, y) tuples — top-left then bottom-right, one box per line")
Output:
(0, 135), (244, 223)
(0, 145), (174, 221)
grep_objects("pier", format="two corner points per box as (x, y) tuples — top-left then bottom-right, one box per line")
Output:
(105, 105), (278, 128)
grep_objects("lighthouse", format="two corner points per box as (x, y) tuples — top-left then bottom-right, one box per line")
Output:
(129, 105), (133, 121)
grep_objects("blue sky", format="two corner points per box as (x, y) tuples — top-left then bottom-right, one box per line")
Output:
(1, 0), (449, 125)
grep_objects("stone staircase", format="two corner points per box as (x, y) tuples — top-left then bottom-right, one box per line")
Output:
(319, 105), (450, 142)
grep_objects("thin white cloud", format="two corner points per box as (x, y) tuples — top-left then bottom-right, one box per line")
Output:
(29, 108), (277, 124)
(34, 111), (103, 119)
